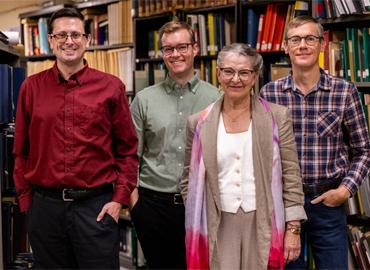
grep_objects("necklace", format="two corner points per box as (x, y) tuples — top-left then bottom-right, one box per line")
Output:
(222, 107), (250, 123)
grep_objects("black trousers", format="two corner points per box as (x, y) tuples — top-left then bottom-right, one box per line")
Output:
(27, 191), (120, 269)
(130, 191), (186, 269)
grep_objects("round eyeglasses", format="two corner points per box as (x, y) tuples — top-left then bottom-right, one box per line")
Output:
(219, 67), (255, 81)
(161, 43), (193, 56)
(286, 35), (322, 46)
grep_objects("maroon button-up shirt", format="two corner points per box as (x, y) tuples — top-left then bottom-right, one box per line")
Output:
(13, 62), (138, 212)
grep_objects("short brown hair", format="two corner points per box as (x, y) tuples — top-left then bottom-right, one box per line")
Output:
(158, 20), (195, 48)
(49, 7), (85, 34)
(285, 16), (324, 40)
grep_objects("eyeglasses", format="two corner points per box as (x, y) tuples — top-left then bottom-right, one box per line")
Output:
(219, 67), (255, 81)
(49, 32), (89, 42)
(286, 35), (322, 46)
(161, 43), (193, 56)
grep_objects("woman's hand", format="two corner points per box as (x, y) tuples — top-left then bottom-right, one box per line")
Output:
(283, 227), (301, 265)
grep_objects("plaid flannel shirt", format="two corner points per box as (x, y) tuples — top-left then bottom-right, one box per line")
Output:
(260, 70), (370, 195)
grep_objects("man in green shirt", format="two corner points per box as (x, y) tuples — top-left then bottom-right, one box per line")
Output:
(130, 21), (220, 269)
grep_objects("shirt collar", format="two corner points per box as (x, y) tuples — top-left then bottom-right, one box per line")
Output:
(283, 68), (332, 93)
(164, 71), (200, 94)
(52, 59), (89, 85)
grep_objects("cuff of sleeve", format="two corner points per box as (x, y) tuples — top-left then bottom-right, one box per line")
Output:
(340, 182), (356, 197)
(19, 195), (32, 213)
(112, 187), (130, 208)
(285, 205), (307, 223)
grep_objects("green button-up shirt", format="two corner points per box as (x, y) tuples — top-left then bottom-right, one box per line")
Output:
(130, 73), (221, 192)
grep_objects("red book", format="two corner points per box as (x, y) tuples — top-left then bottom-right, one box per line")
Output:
(256, 14), (264, 52)
(261, 4), (273, 52)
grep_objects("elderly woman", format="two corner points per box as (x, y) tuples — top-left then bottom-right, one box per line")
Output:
(180, 43), (307, 270)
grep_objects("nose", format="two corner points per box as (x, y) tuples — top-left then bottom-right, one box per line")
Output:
(298, 38), (308, 47)
(231, 72), (241, 82)
(171, 48), (180, 56)
(64, 34), (74, 44)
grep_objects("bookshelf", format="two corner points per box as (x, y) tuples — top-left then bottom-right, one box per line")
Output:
(0, 40), (28, 268)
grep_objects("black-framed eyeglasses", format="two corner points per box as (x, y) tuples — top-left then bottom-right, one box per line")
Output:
(49, 32), (89, 42)
(161, 43), (193, 56)
(286, 35), (322, 46)
(219, 67), (255, 81)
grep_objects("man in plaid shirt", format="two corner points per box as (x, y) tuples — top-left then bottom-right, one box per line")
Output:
(260, 16), (370, 270)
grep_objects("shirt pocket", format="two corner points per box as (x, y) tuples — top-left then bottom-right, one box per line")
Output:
(317, 111), (340, 137)
(75, 104), (109, 136)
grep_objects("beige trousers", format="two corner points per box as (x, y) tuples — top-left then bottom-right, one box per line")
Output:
(217, 208), (258, 269)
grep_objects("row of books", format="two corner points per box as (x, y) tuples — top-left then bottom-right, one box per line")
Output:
(21, 0), (133, 57)
(81, 8), (109, 46)
(245, 1), (313, 53)
(21, 17), (51, 57)
(187, 12), (233, 57)
(347, 225), (370, 270)
(136, 0), (236, 17)
(85, 48), (134, 93)
(107, 0), (133, 46)
(0, 64), (26, 124)
(312, 0), (370, 19)
(246, 3), (294, 52)
(26, 48), (134, 93)
(197, 59), (218, 86)
(318, 27), (370, 121)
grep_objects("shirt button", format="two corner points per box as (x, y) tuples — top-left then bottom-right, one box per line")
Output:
(179, 112), (183, 116)
(236, 155), (240, 160)
(237, 197), (241, 201)
(67, 127), (71, 132)
(178, 163), (182, 167)
(178, 146), (182, 150)
(236, 169), (240, 174)
(180, 96), (183, 99)
(178, 129), (182, 132)
(236, 183), (240, 187)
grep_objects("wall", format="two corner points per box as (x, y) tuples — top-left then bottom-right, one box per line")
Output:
(0, 5), (41, 32)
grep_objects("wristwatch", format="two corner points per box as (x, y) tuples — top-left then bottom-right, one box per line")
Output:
(287, 226), (301, 235)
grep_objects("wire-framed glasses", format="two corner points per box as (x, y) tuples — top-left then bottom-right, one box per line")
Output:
(49, 32), (89, 42)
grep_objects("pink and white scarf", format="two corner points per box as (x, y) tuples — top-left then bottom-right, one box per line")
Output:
(185, 97), (285, 269)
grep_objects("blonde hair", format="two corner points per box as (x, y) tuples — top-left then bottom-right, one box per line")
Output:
(285, 16), (324, 40)
(158, 20), (195, 48)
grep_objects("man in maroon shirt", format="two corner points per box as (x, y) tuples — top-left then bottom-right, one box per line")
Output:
(13, 8), (138, 269)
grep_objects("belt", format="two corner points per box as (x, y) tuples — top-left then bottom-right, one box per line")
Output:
(302, 181), (340, 195)
(34, 184), (113, 202)
(139, 187), (183, 205)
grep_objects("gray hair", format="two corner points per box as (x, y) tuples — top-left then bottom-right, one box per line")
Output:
(217, 43), (263, 73)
